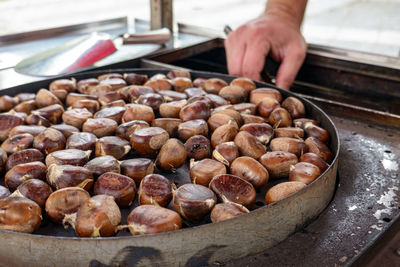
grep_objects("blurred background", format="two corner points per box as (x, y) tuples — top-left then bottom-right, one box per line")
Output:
(1, 0), (400, 56)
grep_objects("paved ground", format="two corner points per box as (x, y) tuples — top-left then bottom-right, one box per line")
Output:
(1, 0), (400, 56)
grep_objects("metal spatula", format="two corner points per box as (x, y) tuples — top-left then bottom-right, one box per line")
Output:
(14, 28), (171, 77)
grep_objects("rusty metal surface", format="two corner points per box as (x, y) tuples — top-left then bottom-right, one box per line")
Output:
(0, 69), (339, 267)
(223, 113), (400, 267)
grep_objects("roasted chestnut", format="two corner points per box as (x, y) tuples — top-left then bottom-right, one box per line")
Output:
(12, 179), (53, 208)
(137, 93), (164, 111)
(0, 113), (24, 141)
(6, 148), (44, 171)
(184, 135), (211, 160)
(159, 99), (187, 118)
(82, 118), (118, 138)
(0, 185), (10, 199)
(269, 107), (292, 128)
(26, 113), (51, 127)
(210, 122), (238, 148)
(156, 138), (187, 172)
(300, 152), (329, 173)
(265, 181), (306, 204)
(95, 136), (131, 160)
(124, 73), (148, 85)
(249, 88), (282, 105)
(257, 97), (280, 118)
(151, 118), (181, 137)
(35, 89), (62, 108)
(212, 142), (239, 166)
(171, 77), (193, 92)
(230, 156), (269, 189)
(94, 106), (126, 123)
(177, 119), (209, 142)
(33, 128), (66, 154)
(233, 103), (256, 114)
(203, 78), (228, 94)
(50, 124), (80, 138)
(230, 77), (256, 93)
(71, 99), (100, 114)
(289, 162), (321, 185)
(241, 114), (266, 124)
(304, 123), (330, 143)
(66, 132), (97, 151)
(85, 155), (121, 178)
(281, 97), (305, 119)
(45, 149), (91, 166)
(130, 127), (169, 157)
(138, 174), (173, 207)
(274, 127), (304, 139)
(239, 123), (274, 145)
(210, 202), (249, 223)
(9, 125), (46, 137)
(305, 137), (333, 163)
(116, 120), (149, 140)
(0, 95), (17, 112)
(190, 158), (226, 186)
(5, 161), (47, 191)
(259, 151), (298, 179)
(94, 172), (136, 208)
(66, 93), (98, 107)
(120, 158), (154, 183)
(269, 137), (307, 157)
(209, 174), (256, 209)
(122, 104), (155, 123)
(218, 85), (248, 104)
(234, 131), (266, 159)
(179, 100), (211, 122)
(47, 164), (93, 191)
(1, 133), (34, 154)
(173, 183), (216, 222)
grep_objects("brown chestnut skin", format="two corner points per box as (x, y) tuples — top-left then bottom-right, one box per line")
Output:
(66, 132), (97, 151)
(265, 181), (306, 204)
(230, 156), (269, 189)
(49, 78), (76, 93)
(85, 155), (121, 178)
(210, 202), (249, 223)
(50, 124), (80, 139)
(218, 85), (248, 104)
(130, 127), (169, 157)
(1, 133), (34, 154)
(184, 135), (211, 160)
(95, 136), (131, 160)
(77, 78), (99, 94)
(9, 125), (46, 137)
(0, 185), (10, 199)
(66, 93), (98, 107)
(124, 205), (182, 235)
(35, 88), (62, 108)
(187, 95), (213, 107)
(281, 97), (305, 119)
(144, 78), (172, 91)
(156, 138), (187, 172)
(13, 99), (36, 114)
(250, 88), (282, 105)
(15, 93), (36, 102)
(32, 104), (64, 124)
(13, 179), (53, 208)
(190, 159), (226, 186)
(304, 123), (330, 143)
(211, 109), (243, 127)
(305, 137), (333, 163)
(0, 196), (42, 233)
(33, 128), (66, 154)
(69, 194), (121, 237)
(289, 162), (321, 185)
(177, 119), (209, 142)
(122, 104), (155, 123)
(241, 113), (266, 124)
(184, 87), (206, 98)
(209, 174), (256, 209)
(6, 148), (44, 171)
(137, 93), (164, 111)
(98, 73), (123, 81)
(120, 85), (154, 102)
(293, 118), (319, 129)
(204, 78), (228, 94)
(99, 78), (127, 90)
(120, 158), (154, 183)
(0, 113), (24, 141)
(101, 99), (126, 109)
(45, 149), (91, 166)
(159, 99), (187, 118)
(82, 118), (118, 138)
(124, 73), (148, 85)
(171, 77), (193, 92)
(94, 106), (126, 123)
(230, 77), (256, 93)
(71, 99), (100, 114)
(167, 69), (191, 79)
(98, 91), (123, 105)
(211, 123), (238, 148)
(151, 118), (181, 137)
(173, 183), (217, 222)
(270, 137), (307, 157)
(26, 113), (51, 127)
(0, 148), (7, 173)
(62, 108), (93, 129)
(45, 187), (90, 223)
(212, 142), (239, 166)
(179, 100), (211, 122)
(300, 152), (329, 173)
(234, 131), (266, 160)
(193, 77), (206, 88)
(157, 90), (187, 102)
(257, 97), (280, 118)
(269, 107), (292, 128)
(233, 103), (256, 114)
(5, 161), (47, 191)
(274, 127), (304, 139)
(207, 113), (238, 133)
(47, 164), (93, 191)
(139, 174), (173, 207)
(259, 151), (298, 179)
(116, 120), (149, 140)
(0, 95), (17, 112)
(94, 172), (136, 208)
(240, 123), (274, 145)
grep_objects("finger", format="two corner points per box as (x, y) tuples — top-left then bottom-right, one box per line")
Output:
(225, 32), (246, 76)
(275, 46), (305, 90)
(241, 40), (271, 81)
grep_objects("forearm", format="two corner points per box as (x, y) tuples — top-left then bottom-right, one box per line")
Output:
(264, 0), (308, 28)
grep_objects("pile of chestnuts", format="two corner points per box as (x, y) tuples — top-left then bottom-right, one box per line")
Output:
(0, 69), (333, 237)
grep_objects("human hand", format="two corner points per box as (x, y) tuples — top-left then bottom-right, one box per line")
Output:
(225, 14), (307, 90)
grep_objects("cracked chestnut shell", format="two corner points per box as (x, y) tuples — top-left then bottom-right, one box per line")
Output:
(209, 174), (256, 209)
(120, 158), (154, 183)
(184, 135), (211, 160)
(265, 181), (306, 204)
(212, 142), (239, 166)
(85, 155), (120, 178)
(239, 123), (274, 145)
(5, 161), (47, 191)
(116, 120), (149, 140)
(138, 174), (172, 207)
(125, 205), (182, 235)
(210, 202), (249, 223)
(173, 183), (216, 222)
(211, 123), (238, 148)
(94, 172), (136, 208)
(156, 138), (187, 172)
(47, 164), (93, 191)
(45, 149), (91, 166)
(230, 156), (269, 189)
(0, 196), (42, 233)
(45, 187), (90, 223)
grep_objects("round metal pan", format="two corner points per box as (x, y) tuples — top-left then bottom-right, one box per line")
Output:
(0, 69), (340, 267)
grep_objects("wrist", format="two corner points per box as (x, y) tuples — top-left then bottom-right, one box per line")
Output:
(264, 0), (307, 29)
